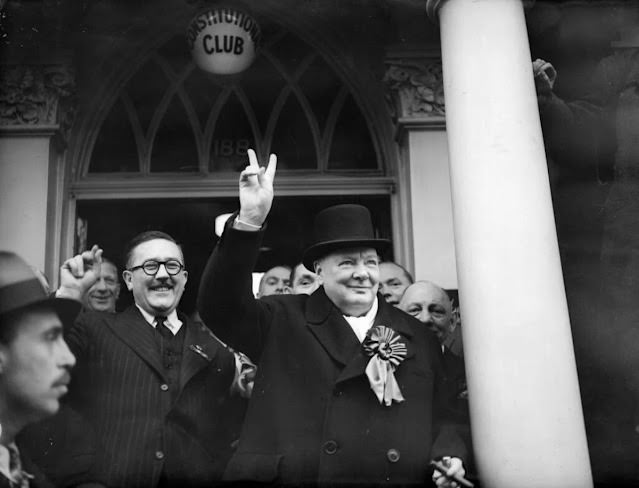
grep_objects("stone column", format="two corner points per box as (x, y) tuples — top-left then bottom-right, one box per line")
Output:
(384, 49), (457, 288)
(426, 0), (593, 486)
(0, 63), (75, 279)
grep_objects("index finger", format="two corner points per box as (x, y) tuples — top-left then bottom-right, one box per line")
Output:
(247, 148), (259, 169)
(264, 153), (277, 181)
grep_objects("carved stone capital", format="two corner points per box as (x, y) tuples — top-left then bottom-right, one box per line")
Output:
(0, 64), (76, 139)
(384, 58), (445, 120)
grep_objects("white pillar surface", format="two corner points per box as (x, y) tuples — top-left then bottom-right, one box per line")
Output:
(434, 0), (593, 486)
(408, 130), (458, 288)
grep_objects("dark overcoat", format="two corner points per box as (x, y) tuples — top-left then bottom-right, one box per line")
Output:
(48, 307), (240, 488)
(198, 224), (467, 486)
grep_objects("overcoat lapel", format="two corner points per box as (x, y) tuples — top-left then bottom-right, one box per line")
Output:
(179, 318), (222, 387)
(305, 288), (361, 367)
(107, 306), (166, 380)
(336, 296), (415, 384)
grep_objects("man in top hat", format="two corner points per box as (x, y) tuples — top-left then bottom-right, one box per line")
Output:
(198, 150), (468, 486)
(0, 251), (81, 488)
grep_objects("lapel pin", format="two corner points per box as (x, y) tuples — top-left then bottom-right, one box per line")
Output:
(189, 344), (210, 361)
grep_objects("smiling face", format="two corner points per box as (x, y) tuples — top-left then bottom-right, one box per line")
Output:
(0, 307), (76, 426)
(315, 247), (380, 317)
(84, 260), (120, 312)
(122, 239), (188, 316)
(399, 281), (454, 342)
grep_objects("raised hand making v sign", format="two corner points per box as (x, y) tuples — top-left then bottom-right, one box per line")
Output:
(235, 148), (277, 230)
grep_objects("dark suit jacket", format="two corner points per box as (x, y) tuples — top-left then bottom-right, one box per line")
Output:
(54, 307), (240, 488)
(17, 405), (99, 488)
(198, 224), (467, 486)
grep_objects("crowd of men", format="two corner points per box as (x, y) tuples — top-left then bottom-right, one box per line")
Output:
(1, 150), (471, 488)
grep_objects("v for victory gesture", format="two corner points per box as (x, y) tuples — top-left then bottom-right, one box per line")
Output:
(237, 148), (277, 227)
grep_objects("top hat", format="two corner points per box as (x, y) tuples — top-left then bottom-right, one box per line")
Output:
(0, 251), (80, 323)
(302, 204), (390, 270)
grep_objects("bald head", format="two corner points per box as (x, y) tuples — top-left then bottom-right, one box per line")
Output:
(399, 281), (454, 343)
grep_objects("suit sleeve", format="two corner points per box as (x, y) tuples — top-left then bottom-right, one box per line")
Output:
(539, 50), (633, 173)
(197, 214), (273, 361)
(64, 311), (91, 365)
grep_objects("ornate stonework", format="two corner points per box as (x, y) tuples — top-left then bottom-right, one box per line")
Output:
(0, 64), (75, 132)
(383, 60), (445, 119)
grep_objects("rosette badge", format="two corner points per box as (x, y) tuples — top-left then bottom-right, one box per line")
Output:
(363, 326), (407, 406)
(186, 8), (261, 75)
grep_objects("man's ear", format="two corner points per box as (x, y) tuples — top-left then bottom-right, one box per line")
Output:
(313, 260), (323, 283)
(450, 306), (460, 330)
(122, 270), (134, 291)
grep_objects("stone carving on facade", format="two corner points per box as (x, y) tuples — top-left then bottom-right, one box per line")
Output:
(383, 60), (445, 119)
(0, 64), (76, 134)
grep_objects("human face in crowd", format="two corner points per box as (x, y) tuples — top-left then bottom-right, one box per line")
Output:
(84, 260), (120, 312)
(315, 248), (380, 317)
(0, 308), (76, 423)
(258, 266), (291, 297)
(290, 263), (320, 295)
(123, 239), (188, 316)
(399, 281), (454, 342)
(378, 262), (412, 307)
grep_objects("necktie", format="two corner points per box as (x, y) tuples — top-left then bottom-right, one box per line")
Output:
(155, 316), (173, 341)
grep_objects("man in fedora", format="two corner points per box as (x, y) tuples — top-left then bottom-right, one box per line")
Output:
(198, 150), (468, 487)
(0, 251), (81, 488)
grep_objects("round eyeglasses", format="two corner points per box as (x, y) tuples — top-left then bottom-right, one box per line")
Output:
(128, 259), (184, 276)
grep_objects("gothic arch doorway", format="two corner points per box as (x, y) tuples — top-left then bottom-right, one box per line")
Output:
(64, 7), (402, 313)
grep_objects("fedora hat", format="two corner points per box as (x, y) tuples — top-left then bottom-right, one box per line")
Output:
(0, 251), (80, 324)
(302, 204), (390, 270)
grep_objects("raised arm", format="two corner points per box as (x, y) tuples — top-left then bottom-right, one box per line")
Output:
(197, 150), (277, 360)
(533, 57), (620, 171)
(54, 245), (102, 356)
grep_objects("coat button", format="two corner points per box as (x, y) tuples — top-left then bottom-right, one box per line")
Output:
(160, 384), (169, 391)
(386, 448), (400, 463)
(323, 440), (338, 455)
(155, 450), (165, 460)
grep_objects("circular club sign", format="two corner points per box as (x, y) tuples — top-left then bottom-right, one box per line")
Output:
(187, 8), (260, 75)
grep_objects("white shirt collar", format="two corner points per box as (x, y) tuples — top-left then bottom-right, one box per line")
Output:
(135, 304), (182, 335)
(0, 443), (11, 483)
(343, 297), (378, 343)
(0, 442), (26, 484)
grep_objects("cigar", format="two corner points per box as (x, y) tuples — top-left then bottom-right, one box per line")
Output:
(430, 460), (474, 488)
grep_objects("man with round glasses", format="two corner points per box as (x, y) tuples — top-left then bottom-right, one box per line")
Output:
(47, 231), (246, 488)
